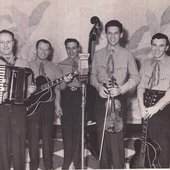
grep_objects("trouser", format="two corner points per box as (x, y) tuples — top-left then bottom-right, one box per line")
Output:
(61, 87), (82, 169)
(148, 104), (170, 168)
(94, 94), (125, 169)
(28, 101), (54, 170)
(0, 105), (27, 170)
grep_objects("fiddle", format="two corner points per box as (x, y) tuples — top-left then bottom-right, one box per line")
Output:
(104, 76), (123, 133)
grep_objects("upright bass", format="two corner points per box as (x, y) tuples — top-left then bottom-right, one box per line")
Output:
(85, 16), (102, 159)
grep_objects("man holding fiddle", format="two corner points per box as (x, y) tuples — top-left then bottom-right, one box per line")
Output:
(91, 20), (139, 168)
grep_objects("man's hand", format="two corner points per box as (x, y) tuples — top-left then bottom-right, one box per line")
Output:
(64, 73), (73, 83)
(28, 85), (36, 94)
(108, 87), (121, 97)
(99, 85), (109, 98)
(141, 105), (159, 119)
(59, 82), (67, 90)
(55, 104), (63, 118)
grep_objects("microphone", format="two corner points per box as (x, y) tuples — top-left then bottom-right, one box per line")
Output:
(78, 53), (89, 83)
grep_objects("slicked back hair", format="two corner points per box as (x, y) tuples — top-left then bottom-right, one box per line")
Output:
(36, 39), (52, 50)
(105, 20), (123, 33)
(151, 33), (170, 46)
(0, 29), (14, 40)
(64, 38), (80, 48)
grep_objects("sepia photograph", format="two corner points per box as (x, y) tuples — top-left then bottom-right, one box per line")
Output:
(0, 0), (170, 169)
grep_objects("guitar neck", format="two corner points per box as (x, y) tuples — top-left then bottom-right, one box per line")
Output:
(39, 71), (78, 92)
(140, 118), (148, 154)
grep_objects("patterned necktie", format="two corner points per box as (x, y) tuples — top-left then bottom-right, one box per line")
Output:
(149, 59), (160, 88)
(72, 59), (78, 72)
(106, 50), (114, 78)
(39, 62), (46, 76)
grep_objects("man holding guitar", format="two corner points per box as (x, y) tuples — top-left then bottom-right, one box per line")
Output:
(137, 33), (170, 168)
(57, 38), (82, 169)
(27, 39), (64, 170)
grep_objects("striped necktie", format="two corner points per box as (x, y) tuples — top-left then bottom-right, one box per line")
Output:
(39, 62), (46, 76)
(72, 59), (78, 72)
(149, 59), (160, 88)
(106, 50), (114, 78)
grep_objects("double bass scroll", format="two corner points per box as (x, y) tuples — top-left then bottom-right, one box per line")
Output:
(88, 16), (102, 66)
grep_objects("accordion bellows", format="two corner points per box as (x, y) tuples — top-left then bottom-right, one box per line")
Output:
(0, 65), (33, 105)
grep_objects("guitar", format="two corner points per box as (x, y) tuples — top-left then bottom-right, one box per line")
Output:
(129, 89), (164, 168)
(27, 71), (78, 116)
(129, 118), (161, 168)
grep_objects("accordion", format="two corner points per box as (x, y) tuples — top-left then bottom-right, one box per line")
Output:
(0, 65), (33, 105)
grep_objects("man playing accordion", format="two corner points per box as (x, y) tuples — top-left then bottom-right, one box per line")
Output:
(0, 29), (33, 170)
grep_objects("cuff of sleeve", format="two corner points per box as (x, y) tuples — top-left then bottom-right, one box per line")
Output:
(96, 83), (103, 92)
(120, 86), (126, 95)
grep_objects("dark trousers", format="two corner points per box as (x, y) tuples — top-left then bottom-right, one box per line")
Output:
(0, 105), (27, 170)
(61, 88), (82, 169)
(28, 101), (54, 170)
(95, 94), (125, 169)
(148, 104), (170, 168)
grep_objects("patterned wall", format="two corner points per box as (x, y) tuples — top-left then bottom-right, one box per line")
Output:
(1, 0), (170, 123)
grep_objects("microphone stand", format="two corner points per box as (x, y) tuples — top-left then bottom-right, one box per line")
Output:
(80, 75), (88, 170)
(78, 53), (89, 169)
(81, 82), (86, 169)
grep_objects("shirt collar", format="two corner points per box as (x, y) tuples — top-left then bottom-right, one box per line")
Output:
(3, 55), (16, 65)
(67, 56), (79, 64)
(106, 44), (121, 56)
(152, 54), (168, 63)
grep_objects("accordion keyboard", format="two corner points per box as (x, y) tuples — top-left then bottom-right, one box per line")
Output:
(0, 65), (7, 104)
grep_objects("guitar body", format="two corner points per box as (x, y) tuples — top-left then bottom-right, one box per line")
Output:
(130, 138), (161, 168)
(27, 75), (54, 116)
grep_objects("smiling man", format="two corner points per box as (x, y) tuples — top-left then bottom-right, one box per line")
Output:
(0, 29), (32, 170)
(57, 38), (82, 169)
(91, 20), (139, 168)
(27, 39), (62, 170)
(137, 33), (170, 167)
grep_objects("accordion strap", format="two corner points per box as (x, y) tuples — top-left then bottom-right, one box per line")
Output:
(0, 56), (15, 66)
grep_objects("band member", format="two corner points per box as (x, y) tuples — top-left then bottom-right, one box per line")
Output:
(57, 38), (82, 169)
(137, 33), (170, 168)
(0, 29), (31, 170)
(27, 39), (62, 170)
(91, 20), (140, 168)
